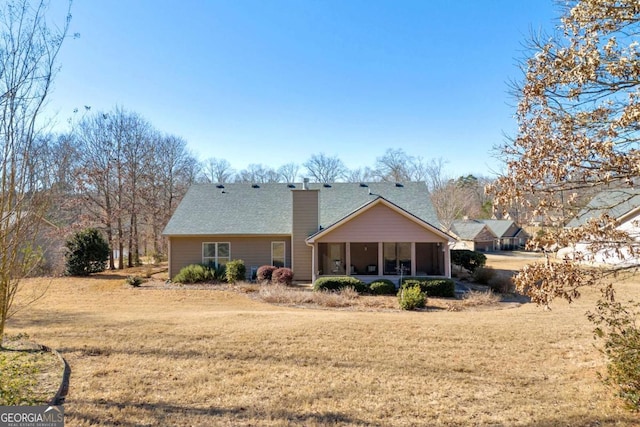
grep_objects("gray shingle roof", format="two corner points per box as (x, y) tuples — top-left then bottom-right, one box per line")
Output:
(163, 182), (442, 236)
(478, 219), (518, 238)
(566, 188), (640, 228)
(451, 220), (492, 240)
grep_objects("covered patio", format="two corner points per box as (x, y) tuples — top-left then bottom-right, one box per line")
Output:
(305, 198), (454, 283)
(314, 241), (449, 283)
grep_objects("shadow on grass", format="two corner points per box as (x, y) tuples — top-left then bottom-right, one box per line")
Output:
(65, 398), (637, 427)
(68, 398), (378, 427)
(6, 308), (98, 330)
(521, 413), (638, 427)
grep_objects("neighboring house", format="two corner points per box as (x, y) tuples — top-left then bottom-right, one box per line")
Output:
(162, 181), (455, 283)
(479, 219), (529, 250)
(560, 188), (640, 265)
(450, 220), (498, 252)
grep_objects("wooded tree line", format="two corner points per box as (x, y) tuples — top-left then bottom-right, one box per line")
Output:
(30, 107), (494, 269)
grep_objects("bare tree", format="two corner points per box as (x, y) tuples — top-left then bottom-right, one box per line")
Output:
(142, 133), (196, 256)
(0, 0), (71, 343)
(235, 164), (280, 183)
(373, 149), (413, 182)
(303, 153), (346, 183)
(120, 110), (152, 267)
(277, 162), (299, 183)
(430, 178), (480, 231)
(423, 157), (448, 193)
(201, 157), (234, 183)
(75, 112), (117, 268)
(343, 167), (376, 183)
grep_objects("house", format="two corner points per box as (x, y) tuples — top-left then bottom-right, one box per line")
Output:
(450, 220), (498, 252)
(560, 188), (640, 265)
(162, 181), (455, 283)
(478, 219), (529, 250)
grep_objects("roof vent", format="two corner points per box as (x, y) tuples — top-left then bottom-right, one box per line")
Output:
(359, 183), (368, 187)
(323, 183), (332, 188)
(216, 184), (225, 189)
(302, 178), (309, 190)
(221, 190), (226, 194)
(395, 183), (404, 187)
(252, 184), (260, 188)
(287, 184), (295, 188)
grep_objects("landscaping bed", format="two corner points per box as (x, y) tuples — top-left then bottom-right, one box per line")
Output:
(0, 335), (65, 405)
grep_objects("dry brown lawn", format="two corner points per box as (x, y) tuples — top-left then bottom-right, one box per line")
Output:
(5, 253), (640, 426)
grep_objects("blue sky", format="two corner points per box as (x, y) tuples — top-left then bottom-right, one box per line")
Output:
(45, 0), (560, 178)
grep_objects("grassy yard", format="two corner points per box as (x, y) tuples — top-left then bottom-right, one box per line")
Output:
(5, 254), (640, 426)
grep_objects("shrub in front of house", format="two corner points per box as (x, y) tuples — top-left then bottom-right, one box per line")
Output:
(257, 265), (277, 283)
(172, 264), (216, 284)
(472, 266), (496, 285)
(451, 249), (487, 273)
(397, 284), (426, 310)
(125, 275), (143, 287)
(368, 279), (397, 295)
(272, 267), (294, 285)
(313, 276), (367, 293)
(488, 274), (514, 293)
(225, 259), (247, 283)
(399, 277), (455, 298)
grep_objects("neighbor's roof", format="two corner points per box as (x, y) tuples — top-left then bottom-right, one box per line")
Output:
(478, 219), (519, 238)
(451, 220), (496, 241)
(566, 188), (640, 228)
(162, 181), (442, 236)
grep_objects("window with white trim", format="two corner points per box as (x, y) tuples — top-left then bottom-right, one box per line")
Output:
(202, 242), (230, 267)
(272, 241), (285, 268)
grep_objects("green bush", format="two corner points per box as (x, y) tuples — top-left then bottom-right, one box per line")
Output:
(173, 264), (215, 284)
(589, 300), (640, 411)
(225, 259), (246, 283)
(214, 264), (226, 281)
(451, 249), (487, 273)
(472, 266), (496, 285)
(272, 267), (294, 285)
(399, 277), (455, 298)
(398, 284), (426, 310)
(257, 265), (277, 283)
(369, 279), (397, 295)
(313, 276), (367, 293)
(125, 275), (143, 287)
(64, 228), (110, 276)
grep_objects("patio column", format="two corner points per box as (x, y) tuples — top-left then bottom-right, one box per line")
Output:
(378, 242), (384, 276)
(346, 242), (351, 276)
(410, 242), (416, 276)
(444, 242), (452, 278)
(310, 243), (317, 283)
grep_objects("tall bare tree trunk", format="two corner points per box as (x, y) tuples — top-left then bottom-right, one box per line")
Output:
(0, 0), (71, 344)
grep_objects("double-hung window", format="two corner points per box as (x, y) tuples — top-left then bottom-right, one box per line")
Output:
(202, 242), (230, 267)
